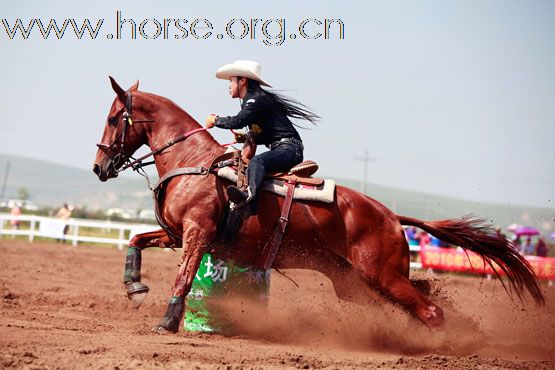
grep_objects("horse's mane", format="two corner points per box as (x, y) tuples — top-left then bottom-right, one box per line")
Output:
(135, 90), (220, 146)
(136, 90), (197, 122)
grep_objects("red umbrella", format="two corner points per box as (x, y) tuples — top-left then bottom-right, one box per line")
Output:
(514, 226), (540, 236)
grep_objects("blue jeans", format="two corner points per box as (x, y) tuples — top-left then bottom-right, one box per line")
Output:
(246, 142), (303, 213)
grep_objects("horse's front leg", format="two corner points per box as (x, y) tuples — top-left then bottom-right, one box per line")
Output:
(124, 229), (177, 307)
(155, 220), (214, 333)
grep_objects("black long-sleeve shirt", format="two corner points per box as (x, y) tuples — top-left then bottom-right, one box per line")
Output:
(215, 90), (301, 146)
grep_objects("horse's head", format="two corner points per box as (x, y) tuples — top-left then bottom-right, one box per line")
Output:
(93, 77), (147, 181)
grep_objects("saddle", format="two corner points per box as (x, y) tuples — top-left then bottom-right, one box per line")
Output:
(150, 149), (330, 269)
(209, 150), (323, 188)
(211, 151), (322, 270)
(269, 160), (323, 186)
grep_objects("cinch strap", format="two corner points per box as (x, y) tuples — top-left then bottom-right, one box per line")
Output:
(261, 179), (297, 270)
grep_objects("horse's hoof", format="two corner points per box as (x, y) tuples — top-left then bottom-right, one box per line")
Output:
(157, 317), (180, 333)
(125, 282), (149, 308)
(155, 296), (184, 333)
(126, 282), (149, 297)
(427, 317), (444, 332)
(130, 291), (148, 309)
(423, 305), (445, 331)
(152, 325), (176, 334)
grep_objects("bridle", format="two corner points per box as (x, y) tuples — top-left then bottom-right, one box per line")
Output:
(96, 91), (154, 173)
(96, 90), (208, 177)
(95, 89), (243, 241)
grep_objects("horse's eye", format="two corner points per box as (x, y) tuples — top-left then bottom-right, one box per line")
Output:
(108, 116), (118, 125)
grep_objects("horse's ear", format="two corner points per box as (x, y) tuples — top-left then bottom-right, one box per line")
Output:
(109, 76), (126, 103)
(129, 80), (139, 92)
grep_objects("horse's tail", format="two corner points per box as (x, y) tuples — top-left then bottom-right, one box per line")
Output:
(397, 214), (545, 305)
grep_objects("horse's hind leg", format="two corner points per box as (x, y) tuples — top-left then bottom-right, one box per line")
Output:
(315, 259), (378, 305)
(125, 229), (176, 307)
(373, 267), (444, 330)
(321, 260), (442, 329)
(327, 269), (379, 304)
(350, 234), (444, 329)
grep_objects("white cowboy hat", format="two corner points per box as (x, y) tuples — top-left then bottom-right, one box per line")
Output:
(215, 60), (272, 87)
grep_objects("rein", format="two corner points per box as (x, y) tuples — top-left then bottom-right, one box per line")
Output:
(98, 90), (236, 242)
(118, 127), (208, 172)
(97, 89), (208, 177)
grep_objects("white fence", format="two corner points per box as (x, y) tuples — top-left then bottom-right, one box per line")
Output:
(0, 212), (424, 268)
(0, 213), (158, 250)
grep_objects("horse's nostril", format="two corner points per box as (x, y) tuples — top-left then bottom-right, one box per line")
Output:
(93, 164), (101, 176)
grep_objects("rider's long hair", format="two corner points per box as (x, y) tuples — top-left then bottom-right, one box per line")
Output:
(246, 78), (320, 126)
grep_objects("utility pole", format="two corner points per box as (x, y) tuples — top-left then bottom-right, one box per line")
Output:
(354, 150), (376, 194)
(0, 161), (9, 201)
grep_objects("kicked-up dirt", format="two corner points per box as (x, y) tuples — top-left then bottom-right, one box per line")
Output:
(0, 239), (554, 369)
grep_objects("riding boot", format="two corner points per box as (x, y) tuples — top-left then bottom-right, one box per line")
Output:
(227, 185), (256, 219)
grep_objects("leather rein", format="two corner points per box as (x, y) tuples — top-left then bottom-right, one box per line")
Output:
(96, 91), (208, 178)
(119, 127), (208, 173)
(96, 91), (236, 243)
(97, 92), (298, 269)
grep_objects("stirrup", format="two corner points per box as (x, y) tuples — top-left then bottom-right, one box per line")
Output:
(227, 186), (248, 205)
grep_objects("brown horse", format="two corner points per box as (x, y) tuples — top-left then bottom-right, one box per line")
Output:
(93, 78), (544, 333)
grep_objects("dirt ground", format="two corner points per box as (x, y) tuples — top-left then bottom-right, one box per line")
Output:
(0, 239), (554, 369)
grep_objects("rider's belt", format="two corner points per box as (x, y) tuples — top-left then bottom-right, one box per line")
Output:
(267, 137), (304, 151)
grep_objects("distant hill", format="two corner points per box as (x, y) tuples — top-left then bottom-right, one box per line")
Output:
(0, 154), (152, 211)
(1, 153), (553, 233)
(332, 177), (554, 233)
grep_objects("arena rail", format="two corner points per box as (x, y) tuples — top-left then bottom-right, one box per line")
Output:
(0, 213), (158, 250)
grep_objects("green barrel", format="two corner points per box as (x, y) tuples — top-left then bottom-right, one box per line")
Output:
(184, 253), (271, 333)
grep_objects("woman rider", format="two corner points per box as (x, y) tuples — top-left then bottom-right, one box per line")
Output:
(205, 60), (319, 219)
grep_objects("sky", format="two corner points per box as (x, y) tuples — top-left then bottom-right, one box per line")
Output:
(0, 1), (554, 208)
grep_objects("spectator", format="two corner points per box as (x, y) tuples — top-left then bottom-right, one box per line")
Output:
(55, 203), (73, 242)
(418, 231), (431, 248)
(10, 205), (21, 230)
(405, 226), (418, 246)
(430, 235), (442, 247)
(520, 237), (535, 255)
(536, 238), (549, 257)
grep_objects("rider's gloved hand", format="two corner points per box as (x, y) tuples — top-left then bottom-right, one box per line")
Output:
(233, 130), (247, 144)
(205, 114), (218, 128)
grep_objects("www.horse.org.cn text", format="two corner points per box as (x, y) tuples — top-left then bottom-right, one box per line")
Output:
(1, 11), (345, 46)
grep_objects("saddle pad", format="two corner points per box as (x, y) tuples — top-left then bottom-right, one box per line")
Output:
(217, 166), (336, 203)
